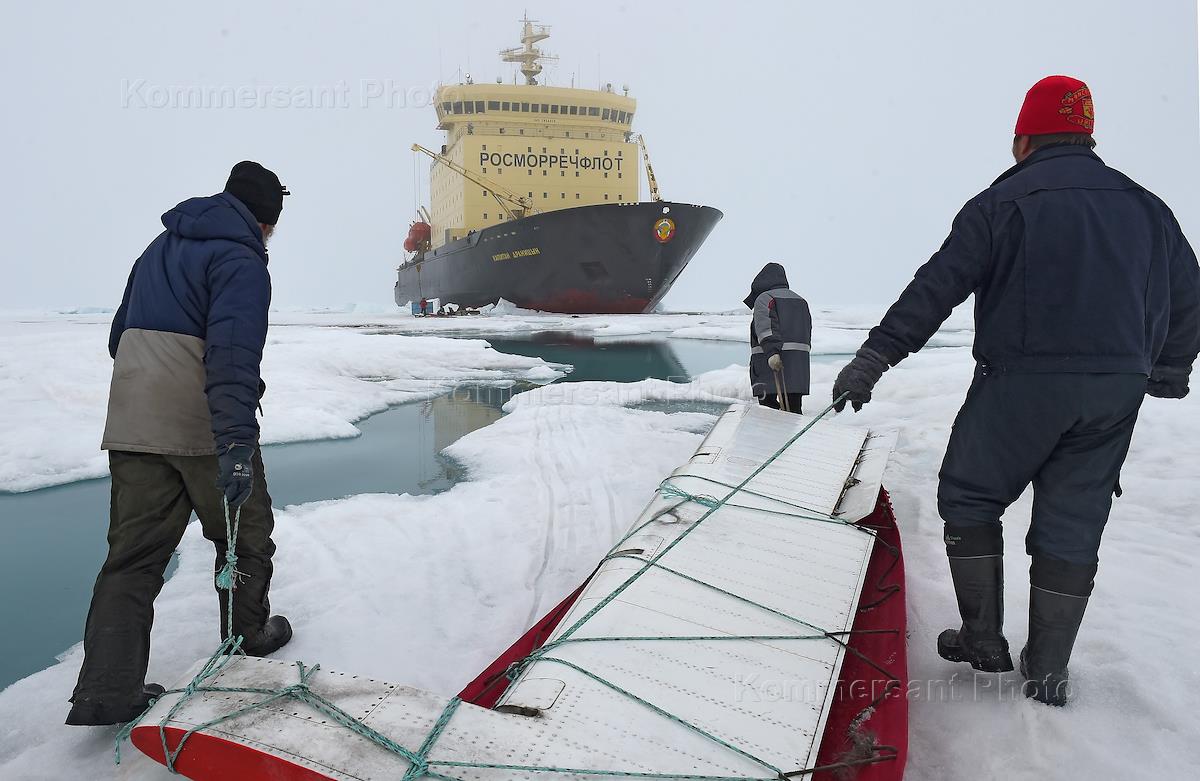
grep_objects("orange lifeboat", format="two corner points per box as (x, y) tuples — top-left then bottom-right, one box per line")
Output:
(404, 221), (431, 253)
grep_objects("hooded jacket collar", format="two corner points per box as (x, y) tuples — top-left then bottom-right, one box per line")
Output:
(161, 192), (268, 262)
(744, 263), (790, 308)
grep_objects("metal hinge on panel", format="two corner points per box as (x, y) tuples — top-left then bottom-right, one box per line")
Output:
(496, 678), (566, 717)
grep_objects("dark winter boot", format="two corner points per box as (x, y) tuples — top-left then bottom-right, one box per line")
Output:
(937, 555), (1014, 672)
(65, 683), (165, 726)
(937, 524), (1012, 672)
(1020, 557), (1095, 706)
(240, 615), (293, 657)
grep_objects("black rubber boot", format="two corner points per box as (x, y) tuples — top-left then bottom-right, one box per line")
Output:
(1020, 556), (1096, 706)
(937, 555), (1014, 672)
(241, 615), (293, 657)
(65, 683), (165, 726)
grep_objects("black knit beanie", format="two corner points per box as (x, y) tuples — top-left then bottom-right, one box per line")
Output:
(224, 161), (289, 225)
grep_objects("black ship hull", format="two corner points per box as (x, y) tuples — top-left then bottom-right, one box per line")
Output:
(395, 201), (722, 314)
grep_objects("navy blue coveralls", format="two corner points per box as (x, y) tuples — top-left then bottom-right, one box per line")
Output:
(861, 144), (1200, 589)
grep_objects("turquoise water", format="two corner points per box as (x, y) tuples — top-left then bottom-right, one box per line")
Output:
(0, 335), (750, 692)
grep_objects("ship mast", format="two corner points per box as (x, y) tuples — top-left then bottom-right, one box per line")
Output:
(499, 15), (558, 85)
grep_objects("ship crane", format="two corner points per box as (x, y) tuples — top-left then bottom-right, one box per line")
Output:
(635, 134), (663, 202)
(410, 143), (537, 222)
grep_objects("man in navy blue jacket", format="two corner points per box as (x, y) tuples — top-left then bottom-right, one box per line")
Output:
(67, 162), (293, 726)
(833, 76), (1200, 706)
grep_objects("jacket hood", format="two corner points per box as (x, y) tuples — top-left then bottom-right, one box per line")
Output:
(744, 262), (789, 308)
(162, 193), (267, 260)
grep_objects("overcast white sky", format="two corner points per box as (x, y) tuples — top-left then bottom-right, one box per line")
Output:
(1, 1), (1197, 312)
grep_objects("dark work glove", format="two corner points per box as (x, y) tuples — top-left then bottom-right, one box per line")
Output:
(1147, 364), (1190, 399)
(216, 444), (256, 509)
(833, 348), (890, 412)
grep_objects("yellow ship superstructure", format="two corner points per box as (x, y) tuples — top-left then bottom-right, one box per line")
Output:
(396, 17), (722, 315)
(427, 19), (638, 248)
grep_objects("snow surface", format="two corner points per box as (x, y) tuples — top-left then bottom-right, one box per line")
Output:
(0, 308), (1198, 780)
(0, 312), (565, 492)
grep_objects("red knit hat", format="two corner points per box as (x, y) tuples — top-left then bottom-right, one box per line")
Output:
(1015, 75), (1094, 136)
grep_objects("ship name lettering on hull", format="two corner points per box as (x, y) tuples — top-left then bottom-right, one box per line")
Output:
(480, 152), (622, 173)
(492, 247), (542, 262)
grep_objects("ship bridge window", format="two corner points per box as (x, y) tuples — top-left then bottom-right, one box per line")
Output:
(588, 106), (600, 116)
(441, 102), (451, 113)
(569, 106), (578, 115)
(550, 104), (559, 114)
(602, 108), (610, 120)
(541, 104), (549, 112)
(521, 102), (530, 111)
(488, 100), (500, 110)
(452, 101), (463, 113)
(502, 101), (510, 110)
(531, 103), (540, 113)
(463, 102), (474, 114)
(618, 111), (627, 122)
(475, 101), (484, 112)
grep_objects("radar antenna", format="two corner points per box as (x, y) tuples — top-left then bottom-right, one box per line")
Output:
(500, 15), (558, 85)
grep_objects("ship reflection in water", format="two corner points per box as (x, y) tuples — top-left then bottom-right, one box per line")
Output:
(427, 333), (742, 453)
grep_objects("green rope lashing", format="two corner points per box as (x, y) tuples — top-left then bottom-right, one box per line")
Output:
(548, 396), (848, 651)
(114, 396), (896, 781)
(213, 499), (242, 598)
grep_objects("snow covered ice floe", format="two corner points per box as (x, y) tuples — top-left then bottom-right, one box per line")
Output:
(0, 307), (1198, 781)
(0, 365), (729, 780)
(0, 312), (566, 492)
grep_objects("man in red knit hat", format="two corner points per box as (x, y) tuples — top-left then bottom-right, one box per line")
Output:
(832, 75), (1199, 706)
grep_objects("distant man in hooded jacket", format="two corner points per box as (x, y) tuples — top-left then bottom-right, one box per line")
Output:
(832, 76), (1200, 706)
(745, 263), (812, 413)
(66, 162), (294, 726)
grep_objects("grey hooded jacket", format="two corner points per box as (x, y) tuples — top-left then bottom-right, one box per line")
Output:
(744, 263), (812, 397)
